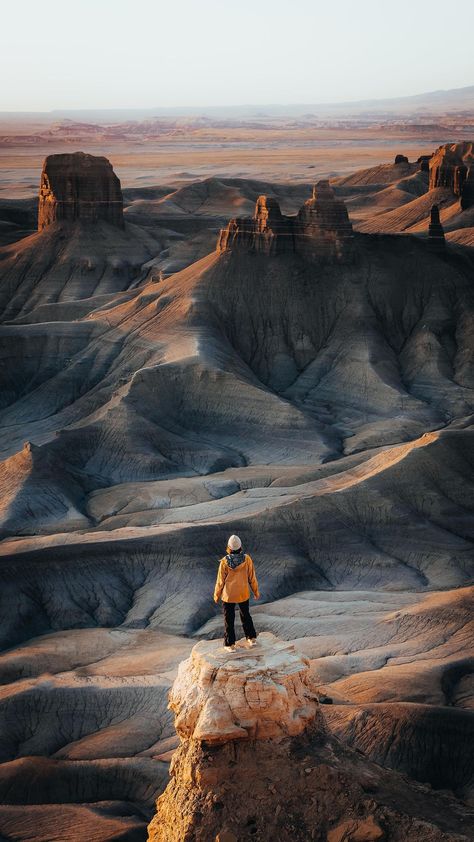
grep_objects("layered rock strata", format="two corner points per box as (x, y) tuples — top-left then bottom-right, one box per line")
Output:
(169, 632), (320, 743)
(217, 196), (293, 255)
(217, 181), (353, 257)
(429, 142), (474, 209)
(147, 633), (473, 842)
(38, 151), (124, 230)
(297, 180), (353, 257)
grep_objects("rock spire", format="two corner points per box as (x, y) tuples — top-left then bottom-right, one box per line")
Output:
(297, 180), (353, 253)
(428, 204), (446, 251)
(217, 182), (353, 258)
(217, 196), (293, 255)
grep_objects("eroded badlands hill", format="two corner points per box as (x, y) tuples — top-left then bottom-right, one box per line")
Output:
(0, 152), (160, 322)
(347, 143), (474, 243)
(0, 149), (473, 842)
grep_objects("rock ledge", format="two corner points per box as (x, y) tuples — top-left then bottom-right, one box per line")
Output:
(147, 633), (474, 842)
(170, 632), (319, 742)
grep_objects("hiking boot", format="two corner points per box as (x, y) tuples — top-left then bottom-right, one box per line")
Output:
(224, 644), (236, 652)
(247, 638), (257, 647)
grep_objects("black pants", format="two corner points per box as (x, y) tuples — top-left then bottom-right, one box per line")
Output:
(223, 599), (256, 646)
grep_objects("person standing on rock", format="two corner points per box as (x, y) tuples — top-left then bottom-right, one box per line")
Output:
(214, 535), (260, 652)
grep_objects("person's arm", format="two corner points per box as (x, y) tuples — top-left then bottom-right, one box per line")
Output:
(247, 555), (260, 599)
(214, 560), (227, 602)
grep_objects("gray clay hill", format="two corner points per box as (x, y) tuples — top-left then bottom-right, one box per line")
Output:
(0, 149), (473, 842)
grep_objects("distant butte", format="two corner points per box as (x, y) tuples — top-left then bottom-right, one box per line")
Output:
(297, 180), (353, 254)
(217, 181), (353, 257)
(429, 142), (474, 209)
(38, 151), (124, 230)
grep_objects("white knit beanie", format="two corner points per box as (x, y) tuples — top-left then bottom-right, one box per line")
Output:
(227, 534), (242, 551)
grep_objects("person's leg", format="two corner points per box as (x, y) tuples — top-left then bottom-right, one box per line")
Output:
(238, 599), (257, 640)
(223, 602), (236, 646)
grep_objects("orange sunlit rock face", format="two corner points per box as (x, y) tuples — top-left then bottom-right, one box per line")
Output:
(169, 633), (320, 742)
(428, 142), (474, 209)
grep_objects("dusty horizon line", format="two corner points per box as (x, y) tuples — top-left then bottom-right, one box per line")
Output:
(1, 82), (474, 118)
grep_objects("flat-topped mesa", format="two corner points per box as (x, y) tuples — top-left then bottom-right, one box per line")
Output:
(38, 151), (124, 231)
(217, 196), (294, 255)
(217, 184), (353, 258)
(428, 141), (474, 209)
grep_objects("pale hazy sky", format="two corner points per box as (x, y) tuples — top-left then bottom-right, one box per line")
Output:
(2, 0), (474, 111)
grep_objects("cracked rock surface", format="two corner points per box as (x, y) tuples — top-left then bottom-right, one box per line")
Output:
(170, 633), (320, 742)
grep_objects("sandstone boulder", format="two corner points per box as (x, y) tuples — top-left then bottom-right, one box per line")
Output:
(169, 632), (320, 742)
(38, 151), (124, 230)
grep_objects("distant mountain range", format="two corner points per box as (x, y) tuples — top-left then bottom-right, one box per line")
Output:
(1, 85), (473, 122)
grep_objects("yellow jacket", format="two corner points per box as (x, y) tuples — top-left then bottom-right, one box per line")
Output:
(214, 553), (260, 604)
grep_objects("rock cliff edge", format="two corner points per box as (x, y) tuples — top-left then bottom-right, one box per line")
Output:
(147, 633), (473, 842)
